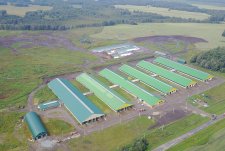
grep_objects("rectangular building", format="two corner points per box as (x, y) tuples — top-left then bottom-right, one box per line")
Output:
(99, 69), (163, 107)
(137, 61), (196, 88)
(154, 57), (213, 81)
(119, 64), (177, 95)
(76, 73), (132, 112)
(48, 78), (104, 124)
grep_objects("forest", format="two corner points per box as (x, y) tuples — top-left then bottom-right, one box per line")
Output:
(190, 47), (225, 72)
(0, 0), (225, 30)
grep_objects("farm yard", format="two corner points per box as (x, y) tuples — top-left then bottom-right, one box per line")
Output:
(115, 5), (210, 20)
(1, 0), (225, 149)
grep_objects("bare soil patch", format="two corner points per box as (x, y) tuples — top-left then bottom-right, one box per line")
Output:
(0, 32), (82, 52)
(149, 110), (190, 129)
(133, 35), (207, 44)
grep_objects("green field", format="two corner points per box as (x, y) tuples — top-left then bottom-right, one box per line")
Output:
(68, 116), (155, 151)
(115, 5), (210, 20)
(67, 114), (208, 151)
(0, 4), (52, 17)
(189, 82), (225, 115)
(192, 3), (225, 10)
(168, 118), (225, 151)
(91, 23), (225, 50)
(0, 45), (97, 109)
(44, 118), (74, 136)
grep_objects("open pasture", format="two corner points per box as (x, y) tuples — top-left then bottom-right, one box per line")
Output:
(115, 5), (210, 20)
(91, 23), (225, 50)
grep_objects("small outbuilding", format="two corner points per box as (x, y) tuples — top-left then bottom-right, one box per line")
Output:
(24, 112), (47, 140)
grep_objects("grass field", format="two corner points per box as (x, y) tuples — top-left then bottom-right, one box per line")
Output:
(87, 94), (112, 114)
(67, 114), (208, 151)
(0, 45), (97, 109)
(168, 118), (225, 151)
(91, 23), (225, 50)
(44, 118), (74, 136)
(0, 4), (52, 17)
(192, 3), (225, 10)
(0, 112), (28, 151)
(189, 82), (225, 115)
(68, 116), (155, 151)
(33, 86), (57, 104)
(145, 114), (209, 150)
(115, 5), (210, 20)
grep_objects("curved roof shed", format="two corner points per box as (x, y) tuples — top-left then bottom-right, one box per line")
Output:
(24, 112), (47, 140)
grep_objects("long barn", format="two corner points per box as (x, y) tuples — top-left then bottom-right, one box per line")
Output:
(137, 61), (196, 88)
(76, 73), (132, 112)
(48, 78), (104, 124)
(99, 69), (163, 107)
(154, 57), (213, 81)
(119, 64), (177, 95)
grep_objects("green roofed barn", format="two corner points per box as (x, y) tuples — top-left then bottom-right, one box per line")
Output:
(154, 57), (213, 81)
(99, 69), (163, 107)
(24, 112), (47, 140)
(48, 78), (104, 124)
(119, 64), (177, 95)
(76, 73), (132, 112)
(137, 61), (196, 88)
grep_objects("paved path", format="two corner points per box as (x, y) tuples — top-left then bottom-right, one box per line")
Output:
(153, 114), (225, 151)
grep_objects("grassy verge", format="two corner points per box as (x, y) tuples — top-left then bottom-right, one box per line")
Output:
(68, 116), (155, 151)
(87, 95), (112, 114)
(0, 112), (28, 151)
(44, 118), (74, 136)
(189, 82), (225, 115)
(168, 118), (225, 151)
(146, 114), (209, 150)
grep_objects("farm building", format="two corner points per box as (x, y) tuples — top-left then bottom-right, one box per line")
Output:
(99, 69), (163, 107)
(119, 64), (177, 95)
(24, 112), (47, 140)
(137, 60), (196, 88)
(48, 78), (104, 124)
(92, 43), (140, 59)
(38, 100), (60, 111)
(154, 57), (213, 81)
(76, 73), (133, 112)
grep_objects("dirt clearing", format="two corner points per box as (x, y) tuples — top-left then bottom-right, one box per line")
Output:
(133, 35), (207, 44)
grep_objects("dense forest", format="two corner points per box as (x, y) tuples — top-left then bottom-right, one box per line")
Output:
(190, 47), (225, 72)
(0, 0), (225, 30)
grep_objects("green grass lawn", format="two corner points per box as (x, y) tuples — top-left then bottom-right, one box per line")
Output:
(0, 4), (52, 17)
(67, 116), (155, 151)
(189, 82), (225, 115)
(0, 112), (28, 151)
(115, 5), (210, 20)
(44, 118), (74, 136)
(71, 80), (89, 93)
(87, 94), (112, 114)
(168, 118), (225, 151)
(91, 23), (225, 50)
(67, 114), (208, 151)
(145, 114), (209, 150)
(33, 85), (57, 104)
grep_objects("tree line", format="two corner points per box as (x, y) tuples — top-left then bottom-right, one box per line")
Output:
(119, 137), (149, 151)
(190, 47), (225, 72)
